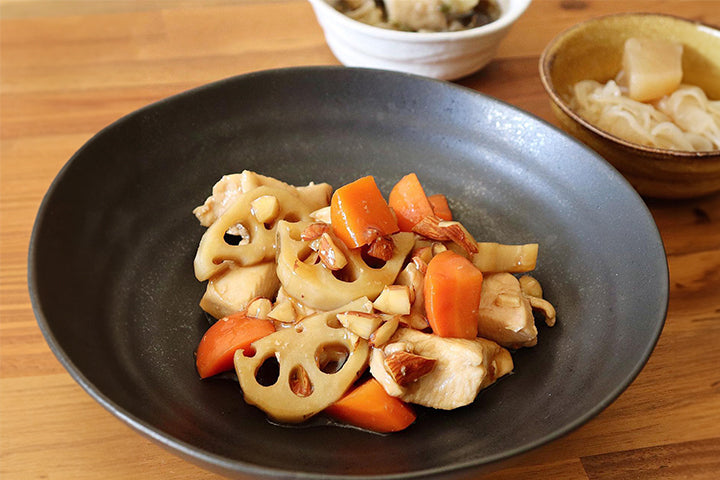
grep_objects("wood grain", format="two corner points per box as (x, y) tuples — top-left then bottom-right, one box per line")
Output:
(2, 1), (719, 479)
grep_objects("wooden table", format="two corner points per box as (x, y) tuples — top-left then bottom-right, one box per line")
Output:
(2, 1), (719, 478)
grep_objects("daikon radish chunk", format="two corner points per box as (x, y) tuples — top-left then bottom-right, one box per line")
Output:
(622, 37), (683, 102)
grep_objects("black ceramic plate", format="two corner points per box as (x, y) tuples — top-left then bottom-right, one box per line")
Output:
(29, 67), (668, 479)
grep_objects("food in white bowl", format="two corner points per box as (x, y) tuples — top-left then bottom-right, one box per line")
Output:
(308, 0), (531, 80)
(330, 0), (501, 32)
(192, 170), (556, 432)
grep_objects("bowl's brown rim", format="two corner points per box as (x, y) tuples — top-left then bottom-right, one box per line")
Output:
(539, 12), (720, 159)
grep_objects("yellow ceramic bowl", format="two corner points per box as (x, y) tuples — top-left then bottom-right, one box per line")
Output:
(540, 13), (720, 198)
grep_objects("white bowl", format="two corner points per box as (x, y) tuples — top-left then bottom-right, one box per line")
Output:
(308, 0), (531, 80)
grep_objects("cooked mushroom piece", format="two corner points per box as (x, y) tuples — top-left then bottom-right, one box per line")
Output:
(476, 273), (556, 349)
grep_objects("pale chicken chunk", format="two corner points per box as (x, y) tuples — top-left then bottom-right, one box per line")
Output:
(193, 174), (245, 227)
(477, 273), (556, 349)
(238, 170), (332, 211)
(199, 262), (280, 319)
(371, 327), (513, 410)
(193, 170), (332, 227)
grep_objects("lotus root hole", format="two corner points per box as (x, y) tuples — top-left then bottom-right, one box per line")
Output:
(255, 355), (280, 386)
(315, 344), (349, 374)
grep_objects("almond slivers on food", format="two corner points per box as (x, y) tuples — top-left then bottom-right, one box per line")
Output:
(384, 351), (437, 387)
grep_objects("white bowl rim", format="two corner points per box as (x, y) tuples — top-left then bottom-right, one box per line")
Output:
(308, 0), (532, 41)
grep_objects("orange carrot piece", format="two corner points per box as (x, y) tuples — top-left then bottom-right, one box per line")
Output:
(325, 379), (416, 433)
(388, 173), (435, 232)
(196, 312), (275, 378)
(330, 176), (399, 249)
(424, 250), (483, 339)
(428, 194), (452, 221)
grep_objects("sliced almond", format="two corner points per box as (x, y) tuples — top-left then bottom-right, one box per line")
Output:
(369, 315), (400, 348)
(363, 227), (382, 245)
(383, 341), (413, 356)
(317, 233), (348, 270)
(431, 242), (448, 256)
(268, 300), (297, 324)
(413, 216), (478, 255)
(399, 313), (430, 331)
(250, 195), (280, 224)
(411, 245), (433, 265)
(384, 351), (437, 387)
(438, 220), (478, 254)
(301, 222), (331, 241)
(247, 297), (273, 319)
(411, 255), (428, 275)
(289, 365), (313, 397)
(366, 235), (395, 261)
(309, 206), (332, 224)
(336, 311), (383, 339)
(413, 216), (446, 240)
(373, 285), (412, 315)
(396, 262), (424, 304)
(369, 348), (404, 397)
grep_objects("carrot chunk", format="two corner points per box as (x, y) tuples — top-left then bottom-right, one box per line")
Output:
(388, 173), (435, 232)
(196, 312), (275, 378)
(330, 176), (399, 249)
(424, 250), (483, 339)
(325, 379), (416, 433)
(428, 194), (452, 221)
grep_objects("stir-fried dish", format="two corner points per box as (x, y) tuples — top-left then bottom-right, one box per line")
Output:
(192, 171), (556, 433)
(329, 0), (501, 32)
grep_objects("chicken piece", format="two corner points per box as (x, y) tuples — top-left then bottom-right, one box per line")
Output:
(370, 328), (513, 410)
(199, 262), (280, 319)
(238, 171), (332, 211)
(193, 174), (245, 227)
(476, 273), (556, 349)
(384, 0), (478, 31)
(193, 170), (332, 227)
